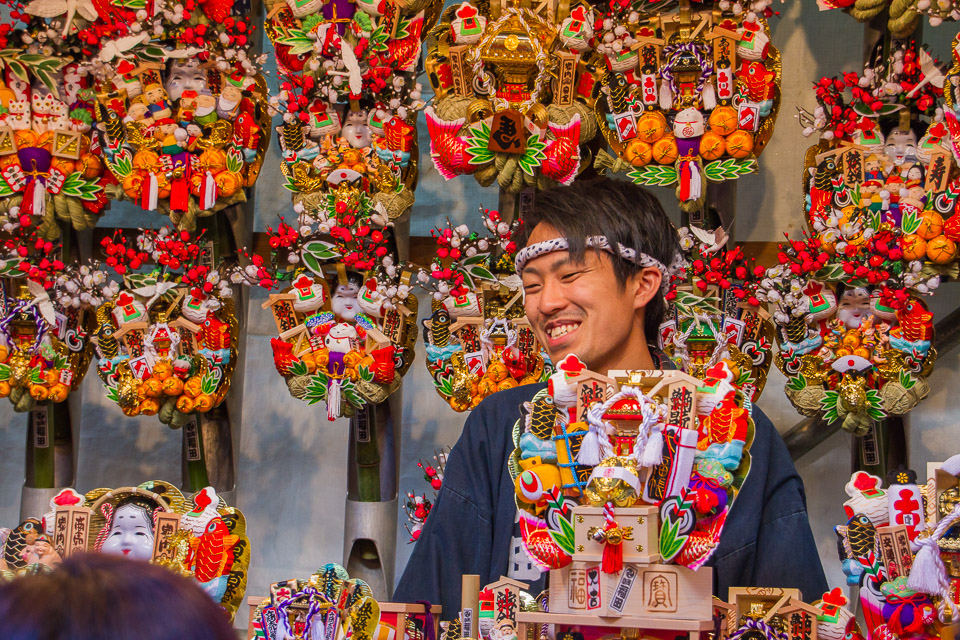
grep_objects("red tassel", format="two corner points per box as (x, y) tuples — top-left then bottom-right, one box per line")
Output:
(170, 177), (190, 212)
(601, 521), (623, 574)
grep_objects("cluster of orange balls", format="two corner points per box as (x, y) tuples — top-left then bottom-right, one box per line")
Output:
(120, 148), (246, 203)
(295, 347), (375, 381)
(900, 210), (960, 265)
(123, 360), (220, 417)
(0, 345), (71, 403)
(449, 360), (518, 411)
(0, 130), (104, 182)
(622, 106), (756, 168)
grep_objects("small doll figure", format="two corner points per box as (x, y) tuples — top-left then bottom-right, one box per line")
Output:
(178, 89), (200, 124)
(216, 79), (244, 120)
(142, 83), (172, 120)
(195, 93), (218, 126)
(25, 534), (61, 567)
(862, 154), (886, 195)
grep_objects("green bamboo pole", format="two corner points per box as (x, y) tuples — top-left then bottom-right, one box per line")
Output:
(183, 413), (211, 492)
(26, 402), (55, 489)
(354, 404), (382, 502)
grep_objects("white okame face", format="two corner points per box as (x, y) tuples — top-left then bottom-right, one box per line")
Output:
(332, 282), (361, 320)
(165, 59), (209, 102)
(100, 503), (155, 561)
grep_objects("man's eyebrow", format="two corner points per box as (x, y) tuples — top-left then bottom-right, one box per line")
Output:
(522, 254), (577, 278)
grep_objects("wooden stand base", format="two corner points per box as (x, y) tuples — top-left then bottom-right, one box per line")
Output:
(548, 563), (713, 620)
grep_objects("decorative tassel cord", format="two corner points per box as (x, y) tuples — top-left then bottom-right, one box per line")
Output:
(93, 503), (114, 552)
(601, 501), (623, 574)
(908, 500), (960, 622)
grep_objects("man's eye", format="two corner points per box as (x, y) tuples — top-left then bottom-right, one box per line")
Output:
(522, 283), (541, 294)
(560, 271), (582, 282)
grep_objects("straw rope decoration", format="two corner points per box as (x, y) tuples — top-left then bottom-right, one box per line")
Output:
(661, 42), (713, 102)
(276, 587), (331, 639)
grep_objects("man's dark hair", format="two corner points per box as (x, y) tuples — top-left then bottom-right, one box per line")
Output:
(0, 553), (237, 640)
(517, 177), (681, 340)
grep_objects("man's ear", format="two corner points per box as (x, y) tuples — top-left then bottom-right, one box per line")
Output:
(632, 266), (662, 311)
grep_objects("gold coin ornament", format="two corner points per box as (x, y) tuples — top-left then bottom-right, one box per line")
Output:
(422, 0), (604, 192)
(265, 0), (440, 223)
(593, 4), (781, 213)
(507, 356), (755, 574)
(766, 38), (954, 433)
(583, 456), (641, 508)
(79, 481), (249, 620)
(92, 228), (238, 426)
(228, 186), (418, 420)
(419, 208), (549, 412)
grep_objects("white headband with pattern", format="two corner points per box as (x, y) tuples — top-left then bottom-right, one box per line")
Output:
(514, 235), (670, 280)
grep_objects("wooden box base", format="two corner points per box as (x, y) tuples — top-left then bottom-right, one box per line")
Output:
(572, 505), (660, 565)
(548, 562), (713, 620)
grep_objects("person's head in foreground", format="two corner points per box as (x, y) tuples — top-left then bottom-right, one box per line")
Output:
(0, 552), (236, 640)
(517, 177), (682, 373)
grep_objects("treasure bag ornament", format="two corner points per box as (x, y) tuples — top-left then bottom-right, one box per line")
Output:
(593, 6), (780, 213)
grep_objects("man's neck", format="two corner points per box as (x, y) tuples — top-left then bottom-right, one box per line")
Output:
(592, 341), (656, 374)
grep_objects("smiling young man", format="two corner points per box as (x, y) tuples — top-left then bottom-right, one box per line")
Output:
(395, 178), (826, 616)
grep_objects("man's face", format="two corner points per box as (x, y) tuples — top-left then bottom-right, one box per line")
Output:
(521, 223), (655, 374)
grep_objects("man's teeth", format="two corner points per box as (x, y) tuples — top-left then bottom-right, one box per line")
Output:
(549, 324), (579, 339)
